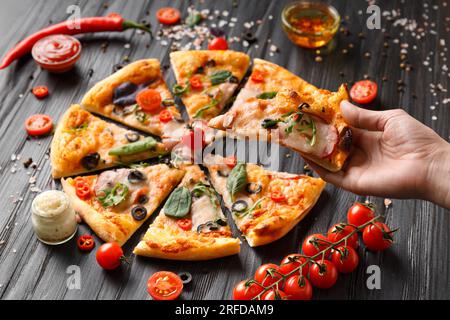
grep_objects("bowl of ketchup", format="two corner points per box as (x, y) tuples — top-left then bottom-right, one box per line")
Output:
(32, 34), (82, 73)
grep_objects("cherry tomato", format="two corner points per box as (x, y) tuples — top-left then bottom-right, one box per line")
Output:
(77, 235), (95, 252)
(177, 218), (192, 231)
(233, 280), (264, 300)
(250, 70), (264, 83)
(254, 263), (282, 287)
(302, 234), (330, 259)
(32, 85), (49, 99)
(74, 177), (91, 200)
(279, 254), (309, 277)
(96, 242), (124, 270)
(309, 260), (338, 289)
(25, 114), (53, 136)
(159, 109), (173, 123)
(156, 7), (181, 25)
(147, 271), (183, 300)
(136, 89), (162, 113)
(331, 246), (359, 273)
(189, 75), (203, 90)
(270, 190), (286, 203)
(327, 223), (359, 249)
(261, 289), (287, 300)
(362, 222), (394, 251)
(347, 202), (375, 227)
(284, 275), (313, 300)
(224, 156), (237, 169)
(350, 80), (378, 104)
(208, 37), (228, 50)
(181, 128), (206, 151)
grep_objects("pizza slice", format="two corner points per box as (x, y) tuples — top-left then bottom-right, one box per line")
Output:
(134, 165), (240, 260)
(170, 50), (250, 121)
(50, 105), (168, 178)
(61, 164), (185, 246)
(81, 59), (187, 142)
(204, 154), (326, 247)
(208, 58), (352, 172)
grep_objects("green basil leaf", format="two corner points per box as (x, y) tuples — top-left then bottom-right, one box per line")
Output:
(193, 98), (219, 118)
(227, 163), (247, 200)
(256, 91), (278, 99)
(172, 84), (189, 96)
(164, 186), (192, 218)
(210, 70), (232, 85)
(97, 183), (129, 207)
(261, 118), (280, 129)
(192, 182), (219, 210)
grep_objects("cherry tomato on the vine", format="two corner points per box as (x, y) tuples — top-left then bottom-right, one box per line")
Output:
(347, 202), (375, 227)
(254, 263), (282, 287)
(261, 289), (287, 300)
(327, 223), (359, 249)
(302, 234), (330, 259)
(279, 254), (309, 277)
(331, 246), (359, 273)
(362, 222), (394, 251)
(309, 260), (338, 289)
(233, 280), (263, 300)
(284, 275), (313, 300)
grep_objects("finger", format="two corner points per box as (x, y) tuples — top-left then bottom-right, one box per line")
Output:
(304, 160), (345, 187)
(340, 100), (392, 132)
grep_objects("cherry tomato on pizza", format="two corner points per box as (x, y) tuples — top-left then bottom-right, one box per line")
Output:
(77, 235), (95, 252)
(25, 114), (53, 136)
(233, 280), (263, 300)
(284, 275), (313, 300)
(254, 263), (282, 287)
(147, 271), (183, 300)
(96, 242), (124, 270)
(136, 89), (162, 113)
(362, 222), (394, 251)
(177, 218), (192, 231)
(331, 246), (359, 273)
(347, 202), (375, 227)
(302, 234), (330, 259)
(327, 223), (359, 249)
(32, 85), (49, 99)
(156, 7), (181, 25)
(208, 37), (228, 50)
(350, 80), (377, 104)
(309, 260), (338, 289)
(279, 254), (309, 277)
(261, 289), (287, 300)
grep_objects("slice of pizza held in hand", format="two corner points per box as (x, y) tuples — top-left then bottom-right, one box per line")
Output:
(208, 58), (352, 172)
(134, 165), (240, 260)
(61, 164), (185, 246)
(204, 155), (326, 247)
(170, 50), (250, 121)
(50, 105), (168, 178)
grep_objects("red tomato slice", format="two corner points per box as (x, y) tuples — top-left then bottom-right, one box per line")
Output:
(350, 80), (378, 104)
(270, 190), (286, 203)
(177, 219), (192, 231)
(156, 7), (181, 25)
(159, 109), (173, 123)
(136, 89), (162, 113)
(208, 37), (228, 50)
(251, 70), (264, 83)
(32, 85), (49, 99)
(147, 271), (183, 300)
(25, 114), (53, 136)
(189, 75), (203, 90)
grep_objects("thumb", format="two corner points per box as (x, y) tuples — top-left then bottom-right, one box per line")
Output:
(340, 100), (389, 131)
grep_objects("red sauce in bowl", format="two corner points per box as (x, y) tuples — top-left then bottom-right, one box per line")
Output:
(32, 34), (81, 73)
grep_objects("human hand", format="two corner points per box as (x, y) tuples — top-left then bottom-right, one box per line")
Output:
(306, 101), (450, 209)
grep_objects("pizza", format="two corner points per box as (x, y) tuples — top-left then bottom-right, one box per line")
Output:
(134, 165), (240, 260)
(50, 104), (168, 178)
(207, 58), (352, 172)
(81, 59), (187, 142)
(204, 154), (326, 247)
(170, 50), (250, 120)
(61, 164), (185, 246)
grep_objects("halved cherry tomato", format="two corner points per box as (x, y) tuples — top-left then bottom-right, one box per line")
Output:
(327, 223), (359, 249)
(224, 156), (237, 169)
(77, 235), (95, 252)
(96, 242), (124, 270)
(362, 222), (394, 251)
(25, 114), (53, 136)
(254, 263), (282, 287)
(136, 89), (162, 113)
(347, 202), (375, 227)
(177, 218), (192, 231)
(302, 234), (331, 259)
(331, 245), (359, 273)
(159, 109), (173, 123)
(233, 280), (264, 300)
(279, 254), (309, 277)
(261, 289), (287, 300)
(208, 37), (228, 50)
(75, 177), (91, 200)
(350, 80), (378, 104)
(189, 75), (203, 90)
(309, 260), (338, 289)
(147, 271), (183, 300)
(284, 275), (313, 300)
(156, 7), (181, 25)
(251, 70), (264, 83)
(32, 85), (49, 99)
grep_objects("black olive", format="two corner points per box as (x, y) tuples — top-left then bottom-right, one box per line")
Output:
(113, 62), (126, 72)
(246, 183), (262, 194)
(215, 218), (227, 226)
(218, 170), (229, 178)
(113, 82), (138, 99)
(131, 205), (147, 221)
(128, 170), (146, 184)
(243, 30), (257, 43)
(112, 105), (124, 116)
(228, 76), (239, 83)
(137, 194), (149, 204)
(232, 200), (248, 213)
(178, 272), (192, 284)
(205, 59), (216, 68)
(298, 102), (310, 110)
(112, 82), (150, 107)
(81, 153), (100, 170)
(195, 66), (204, 74)
(206, 221), (219, 231)
(125, 132), (140, 142)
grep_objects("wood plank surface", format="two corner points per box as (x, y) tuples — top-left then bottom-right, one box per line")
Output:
(0, 0), (449, 300)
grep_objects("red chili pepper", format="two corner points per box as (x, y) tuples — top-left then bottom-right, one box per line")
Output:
(77, 235), (95, 252)
(0, 14), (152, 70)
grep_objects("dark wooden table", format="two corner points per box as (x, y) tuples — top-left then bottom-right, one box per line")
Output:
(0, 0), (449, 300)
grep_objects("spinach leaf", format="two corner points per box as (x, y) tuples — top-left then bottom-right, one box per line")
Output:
(164, 186), (192, 218)
(256, 91), (278, 99)
(97, 183), (129, 207)
(227, 163), (247, 200)
(210, 70), (232, 85)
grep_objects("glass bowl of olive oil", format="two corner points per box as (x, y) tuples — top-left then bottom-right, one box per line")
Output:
(281, 1), (340, 49)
